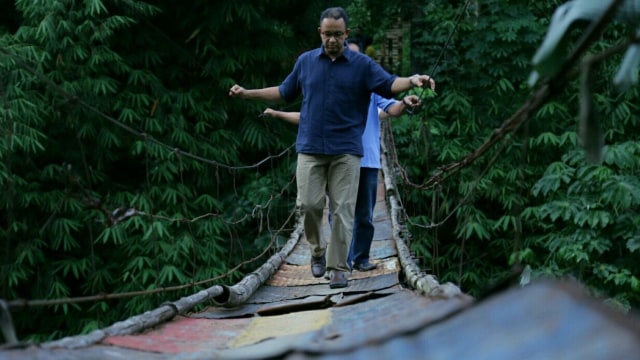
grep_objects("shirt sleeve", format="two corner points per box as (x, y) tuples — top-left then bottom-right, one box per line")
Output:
(373, 93), (398, 113)
(279, 56), (303, 102)
(367, 58), (397, 99)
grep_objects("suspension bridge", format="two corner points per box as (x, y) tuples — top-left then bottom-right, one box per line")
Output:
(2, 121), (639, 360)
(3, 2), (640, 356)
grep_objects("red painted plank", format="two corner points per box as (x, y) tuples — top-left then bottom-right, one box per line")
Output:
(103, 316), (252, 354)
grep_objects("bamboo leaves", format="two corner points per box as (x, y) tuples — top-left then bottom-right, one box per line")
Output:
(0, 0), (311, 342)
(532, 162), (575, 196)
(84, 0), (108, 17)
(392, 0), (640, 308)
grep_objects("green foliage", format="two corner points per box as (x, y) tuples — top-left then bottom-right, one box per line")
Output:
(3, 0), (639, 343)
(521, 142), (640, 307)
(386, 0), (640, 309)
(1, 0), (318, 341)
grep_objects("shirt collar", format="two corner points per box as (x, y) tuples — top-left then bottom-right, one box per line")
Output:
(317, 43), (353, 61)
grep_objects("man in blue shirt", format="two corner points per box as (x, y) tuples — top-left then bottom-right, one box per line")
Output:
(263, 92), (421, 272)
(229, 6), (434, 289)
(263, 40), (429, 273)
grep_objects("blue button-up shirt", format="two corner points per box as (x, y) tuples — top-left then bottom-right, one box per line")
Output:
(361, 94), (397, 169)
(279, 45), (397, 156)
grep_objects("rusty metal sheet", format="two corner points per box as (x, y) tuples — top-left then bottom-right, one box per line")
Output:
(179, 281), (640, 360)
(256, 296), (333, 316)
(191, 295), (330, 319)
(187, 303), (262, 319)
(102, 316), (251, 354)
(192, 290), (471, 360)
(193, 290), (401, 323)
(193, 290), (402, 324)
(251, 272), (401, 304)
(8, 281), (638, 360)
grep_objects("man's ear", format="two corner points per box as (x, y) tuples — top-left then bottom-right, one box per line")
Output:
(345, 28), (351, 37)
(317, 27), (321, 35)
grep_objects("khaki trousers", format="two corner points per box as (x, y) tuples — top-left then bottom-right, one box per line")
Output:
(296, 153), (361, 272)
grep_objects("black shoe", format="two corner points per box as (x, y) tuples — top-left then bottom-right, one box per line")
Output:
(329, 270), (348, 288)
(353, 261), (377, 271)
(310, 254), (326, 278)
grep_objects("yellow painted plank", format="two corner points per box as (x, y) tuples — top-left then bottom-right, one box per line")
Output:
(230, 309), (331, 348)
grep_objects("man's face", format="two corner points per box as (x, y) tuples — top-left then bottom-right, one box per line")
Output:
(318, 18), (349, 57)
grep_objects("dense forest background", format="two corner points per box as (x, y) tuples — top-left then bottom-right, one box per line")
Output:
(1, 0), (638, 342)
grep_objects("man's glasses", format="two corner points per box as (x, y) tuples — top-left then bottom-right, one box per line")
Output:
(321, 31), (345, 39)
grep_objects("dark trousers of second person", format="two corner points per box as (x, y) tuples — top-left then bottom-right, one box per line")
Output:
(347, 167), (379, 268)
